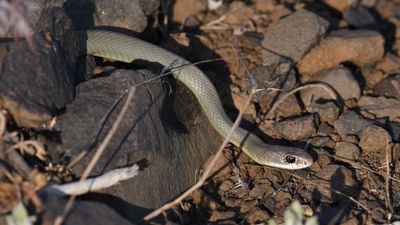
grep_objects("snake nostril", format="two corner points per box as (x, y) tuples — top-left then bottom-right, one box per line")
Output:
(285, 155), (296, 164)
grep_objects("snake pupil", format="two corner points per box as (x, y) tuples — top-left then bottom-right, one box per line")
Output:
(285, 155), (296, 164)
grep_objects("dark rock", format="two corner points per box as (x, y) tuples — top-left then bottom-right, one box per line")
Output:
(358, 96), (400, 122)
(313, 165), (357, 202)
(374, 74), (400, 100)
(62, 0), (159, 32)
(359, 125), (391, 153)
(41, 192), (134, 225)
(300, 67), (361, 107)
(55, 69), (220, 216)
(343, 7), (377, 29)
(306, 101), (340, 125)
(310, 136), (335, 148)
(317, 122), (335, 136)
(0, 8), (77, 128)
(388, 122), (400, 142)
(333, 111), (371, 140)
(274, 114), (319, 141)
(262, 9), (329, 66)
(335, 142), (361, 160)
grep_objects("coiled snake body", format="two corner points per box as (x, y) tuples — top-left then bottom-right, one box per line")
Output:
(79, 30), (313, 170)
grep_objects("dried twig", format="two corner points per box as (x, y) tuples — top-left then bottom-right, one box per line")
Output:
(44, 164), (139, 196)
(384, 144), (393, 221)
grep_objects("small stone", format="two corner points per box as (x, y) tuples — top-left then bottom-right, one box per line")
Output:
(335, 142), (361, 160)
(341, 217), (360, 225)
(298, 29), (385, 77)
(172, 0), (204, 24)
(361, 66), (384, 88)
(240, 200), (258, 213)
(310, 136), (335, 148)
(333, 110), (371, 140)
(358, 96), (400, 122)
(225, 1), (254, 25)
(223, 197), (241, 208)
(343, 7), (377, 29)
(310, 150), (332, 171)
(313, 165), (357, 202)
(209, 210), (236, 222)
(317, 122), (335, 136)
(274, 114), (319, 141)
(306, 101), (340, 124)
(262, 9), (329, 66)
(245, 209), (270, 224)
(361, 0), (377, 8)
(301, 67), (361, 106)
(374, 74), (400, 100)
(376, 53), (400, 75)
(254, 0), (278, 13)
(219, 180), (235, 192)
(359, 125), (392, 153)
(249, 183), (274, 199)
(324, 0), (357, 12)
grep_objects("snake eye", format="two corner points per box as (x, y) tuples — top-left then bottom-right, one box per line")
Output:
(285, 155), (296, 164)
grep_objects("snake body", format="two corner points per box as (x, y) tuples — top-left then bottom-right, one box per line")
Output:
(79, 30), (313, 169)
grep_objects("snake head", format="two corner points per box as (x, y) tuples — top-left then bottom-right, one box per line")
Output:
(255, 145), (313, 170)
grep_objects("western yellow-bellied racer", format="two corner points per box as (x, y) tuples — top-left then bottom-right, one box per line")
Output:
(78, 30), (313, 170)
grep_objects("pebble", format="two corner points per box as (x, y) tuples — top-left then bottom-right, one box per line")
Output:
(274, 114), (319, 141)
(317, 122), (335, 136)
(359, 125), (392, 153)
(262, 9), (329, 66)
(374, 74), (400, 100)
(310, 136), (336, 148)
(298, 29), (385, 77)
(313, 165), (357, 202)
(335, 141), (361, 160)
(306, 101), (340, 125)
(209, 210), (236, 222)
(249, 183), (274, 199)
(323, 0), (357, 12)
(358, 96), (400, 122)
(333, 110), (371, 140)
(245, 209), (270, 224)
(343, 7), (377, 29)
(301, 67), (361, 105)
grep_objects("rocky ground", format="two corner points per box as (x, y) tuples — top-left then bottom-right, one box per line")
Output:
(0, 0), (400, 225)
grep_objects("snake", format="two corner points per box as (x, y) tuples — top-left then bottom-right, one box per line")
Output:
(78, 30), (313, 170)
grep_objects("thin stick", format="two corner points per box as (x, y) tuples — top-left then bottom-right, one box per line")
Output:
(384, 144), (393, 221)
(143, 88), (257, 221)
(263, 83), (338, 120)
(285, 170), (373, 215)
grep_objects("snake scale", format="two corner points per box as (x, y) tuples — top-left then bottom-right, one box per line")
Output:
(78, 30), (313, 170)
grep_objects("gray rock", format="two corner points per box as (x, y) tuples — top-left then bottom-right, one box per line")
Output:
(374, 74), (400, 100)
(262, 9), (329, 66)
(317, 122), (335, 136)
(310, 136), (335, 148)
(0, 8), (77, 128)
(55, 69), (220, 216)
(343, 7), (377, 29)
(359, 125), (392, 153)
(301, 67), (361, 107)
(56, 0), (159, 32)
(333, 111), (371, 140)
(306, 101), (340, 125)
(358, 96), (400, 122)
(274, 114), (319, 141)
(41, 192), (135, 224)
(335, 142), (361, 160)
